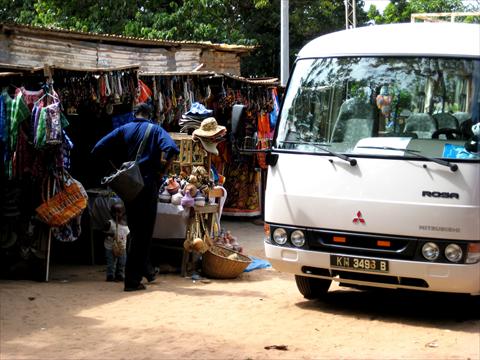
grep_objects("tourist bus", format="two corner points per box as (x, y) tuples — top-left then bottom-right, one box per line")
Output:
(256, 22), (479, 298)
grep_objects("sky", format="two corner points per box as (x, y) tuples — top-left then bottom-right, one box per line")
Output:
(363, 0), (389, 12)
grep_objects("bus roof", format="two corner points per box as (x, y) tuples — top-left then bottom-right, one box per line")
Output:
(297, 23), (480, 59)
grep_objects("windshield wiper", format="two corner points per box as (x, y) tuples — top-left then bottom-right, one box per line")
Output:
(357, 146), (458, 172)
(280, 140), (357, 166)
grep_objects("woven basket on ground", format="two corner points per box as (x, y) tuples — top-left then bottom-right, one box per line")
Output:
(202, 245), (251, 279)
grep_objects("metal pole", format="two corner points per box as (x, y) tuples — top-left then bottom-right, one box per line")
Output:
(345, 0), (357, 29)
(45, 228), (51, 282)
(345, 0), (349, 29)
(352, 0), (357, 28)
(280, 0), (289, 86)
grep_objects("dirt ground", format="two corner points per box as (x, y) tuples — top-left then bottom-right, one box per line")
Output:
(1, 219), (479, 360)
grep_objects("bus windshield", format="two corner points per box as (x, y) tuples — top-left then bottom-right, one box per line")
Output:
(276, 57), (480, 160)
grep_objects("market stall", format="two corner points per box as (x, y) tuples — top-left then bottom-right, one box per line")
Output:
(138, 72), (280, 218)
(0, 22), (279, 282)
(0, 64), (140, 279)
(0, 64), (279, 280)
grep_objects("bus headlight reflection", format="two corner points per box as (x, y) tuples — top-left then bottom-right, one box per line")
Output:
(273, 228), (288, 245)
(422, 242), (440, 261)
(290, 230), (305, 247)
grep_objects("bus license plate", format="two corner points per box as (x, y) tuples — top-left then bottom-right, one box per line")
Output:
(330, 255), (389, 273)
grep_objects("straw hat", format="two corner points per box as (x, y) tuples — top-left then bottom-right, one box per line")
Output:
(197, 137), (220, 155)
(192, 117), (226, 138)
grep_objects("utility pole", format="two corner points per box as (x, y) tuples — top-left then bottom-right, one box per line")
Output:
(345, 0), (357, 29)
(280, 0), (289, 86)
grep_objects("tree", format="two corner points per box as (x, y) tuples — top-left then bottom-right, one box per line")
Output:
(370, 0), (467, 24)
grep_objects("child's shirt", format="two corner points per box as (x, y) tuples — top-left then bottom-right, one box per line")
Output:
(104, 220), (129, 250)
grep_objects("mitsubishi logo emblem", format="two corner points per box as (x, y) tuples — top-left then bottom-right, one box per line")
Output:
(353, 211), (366, 224)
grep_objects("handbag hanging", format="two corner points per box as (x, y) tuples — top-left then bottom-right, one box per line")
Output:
(111, 220), (125, 257)
(36, 171), (88, 228)
(101, 123), (153, 203)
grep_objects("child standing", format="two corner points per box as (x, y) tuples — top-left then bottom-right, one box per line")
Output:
(104, 202), (129, 282)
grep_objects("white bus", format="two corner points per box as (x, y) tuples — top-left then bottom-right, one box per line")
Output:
(260, 23), (480, 298)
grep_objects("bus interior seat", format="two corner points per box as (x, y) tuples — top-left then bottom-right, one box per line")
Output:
(433, 113), (460, 130)
(453, 112), (471, 126)
(403, 113), (437, 139)
(331, 98), (375, 143)
(331, 117), (374, 144)
(451, 112), (474, 138)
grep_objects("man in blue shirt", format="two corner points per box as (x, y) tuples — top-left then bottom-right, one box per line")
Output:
(92, 103), (179, 291)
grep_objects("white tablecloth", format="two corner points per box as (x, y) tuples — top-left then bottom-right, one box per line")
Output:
(152, 202), (190, 239)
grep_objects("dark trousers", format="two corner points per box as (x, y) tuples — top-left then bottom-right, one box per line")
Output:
(124, 181), (158, 287)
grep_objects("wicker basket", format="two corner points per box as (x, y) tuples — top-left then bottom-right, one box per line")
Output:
(36, 174), (88, 227)
(202, 245), (251, 279)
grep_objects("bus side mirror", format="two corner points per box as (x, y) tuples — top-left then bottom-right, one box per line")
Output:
(231, 104), (245, 141)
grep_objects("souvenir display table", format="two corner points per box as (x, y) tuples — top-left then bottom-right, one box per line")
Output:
(152, 202), (190, 239)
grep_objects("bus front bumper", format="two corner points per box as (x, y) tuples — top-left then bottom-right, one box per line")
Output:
(264, 242), (480, 295)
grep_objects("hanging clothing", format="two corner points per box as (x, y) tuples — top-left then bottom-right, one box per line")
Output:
(0, 93), (11, 172)
(0, 93), (8, 145)
(269, 88), (280, 132)
(44, 102), (63, 145)
(14, 87), (44, 110)
(10, 93), (30, 152)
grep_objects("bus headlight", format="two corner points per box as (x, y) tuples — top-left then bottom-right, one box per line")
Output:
(445, 244), (462, 263)
(272, 228), (288, 245)
(422, 242), (440, 261)
(290, 230), (305, 247)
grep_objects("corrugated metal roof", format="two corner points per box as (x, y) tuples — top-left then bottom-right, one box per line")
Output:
(1, 22), (256, 53)
(0, 62), (278, 87)
(140, 70), (216, 76)
(0, 62), (139, 73)
(223, 73), (279, 85)
(140, 71), (278, 86)
(0, 72), (23, 77)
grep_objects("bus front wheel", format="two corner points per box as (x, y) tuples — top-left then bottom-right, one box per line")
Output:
(295, 275), (331, 299)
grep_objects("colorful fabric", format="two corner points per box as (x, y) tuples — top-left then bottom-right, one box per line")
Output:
(45, 102), (62, 145)
(0, 94), (7, 144)
(62, 130), (74, 169)
(10, 93), (30, 151)
(137, 80), (152, 103)
(14, 87), (44, 110)
(32, 104), (42, 142)
(35, 107), (47, 148)
(269, 88), (280, 132)
(12, 122), (34, 179)
(51, 215), (82, 242)
(0, 94), (10, 175)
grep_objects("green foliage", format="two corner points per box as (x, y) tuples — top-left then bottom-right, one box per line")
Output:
(369, 0), (471, 24)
